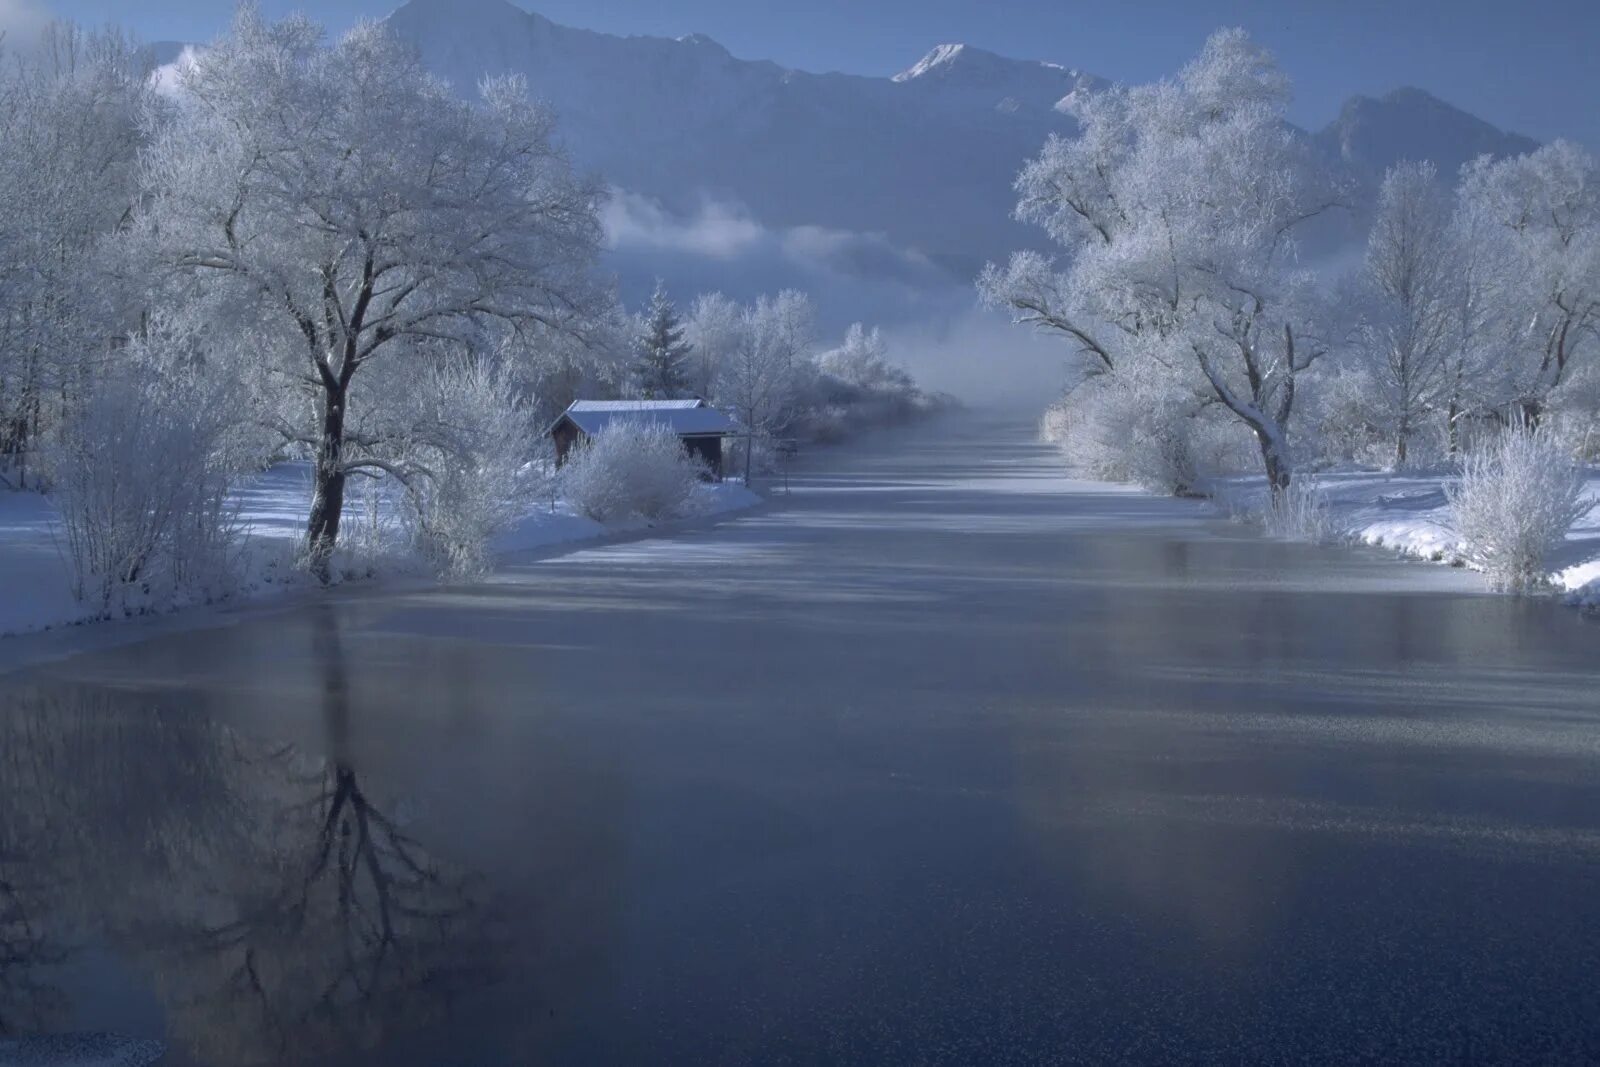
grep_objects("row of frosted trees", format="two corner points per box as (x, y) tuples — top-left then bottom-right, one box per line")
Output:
(0, 8), (936, 614)
(983, 30), (1599, 498)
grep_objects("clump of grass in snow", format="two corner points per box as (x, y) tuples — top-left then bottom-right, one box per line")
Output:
(1259, 478), (1336, 543)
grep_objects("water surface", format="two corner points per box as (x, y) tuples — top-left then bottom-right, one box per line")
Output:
(3, 414), (1598, 1064)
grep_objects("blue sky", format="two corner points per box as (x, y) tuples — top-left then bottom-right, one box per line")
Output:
(13, 0), (1600, 146)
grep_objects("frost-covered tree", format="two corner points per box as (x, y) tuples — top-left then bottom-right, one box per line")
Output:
(720, 290), (814, 483)
(632, 281), (692, 399)
(1440, 178), (1508, 455)
(1458, 142), (1600, 423)
(1351, 161), (1458, 467)
(136, 7), (605, 579)
(0, 24), (154, 488)
(684, 291), (742, 401)
(984, 30), (1339, 494)
(819, 323), (913, 395)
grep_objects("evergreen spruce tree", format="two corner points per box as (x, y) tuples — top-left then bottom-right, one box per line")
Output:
(634, 281), (694, 399)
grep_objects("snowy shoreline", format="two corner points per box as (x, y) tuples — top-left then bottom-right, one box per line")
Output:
(1208, 467), (1600, 612)
(0, 466), (763, 671)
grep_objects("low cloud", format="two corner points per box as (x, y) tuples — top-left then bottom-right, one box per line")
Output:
(600, 187), (1067, 408)
(602, 188), (948, 290)
(601, 190), (765, 260)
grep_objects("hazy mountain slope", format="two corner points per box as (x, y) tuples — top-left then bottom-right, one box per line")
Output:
(378, 0), (1544, 314)
(1314, 86), (1539, 181)
(385, 0), (1090, 277)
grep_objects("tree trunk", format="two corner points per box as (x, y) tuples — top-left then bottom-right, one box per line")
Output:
(1395, 429), (1408, 469)
(743, 433), (754, 486)
(1446, 396), (1460, 457)
(305, 385), (348, 584)
(1256, 428), (1291, 498)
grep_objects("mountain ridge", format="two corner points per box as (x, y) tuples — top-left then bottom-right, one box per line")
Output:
(150, 0), (1539, 320)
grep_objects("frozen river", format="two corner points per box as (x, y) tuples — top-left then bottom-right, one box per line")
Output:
(2, 412), (1598, 1064)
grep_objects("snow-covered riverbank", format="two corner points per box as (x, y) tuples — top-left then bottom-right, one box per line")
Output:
(0, 463), (760, 639)
(1212, 468), (1600, 610)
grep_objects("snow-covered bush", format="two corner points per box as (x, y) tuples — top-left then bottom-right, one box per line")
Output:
(560, 420), (705, 523)
(397, 360), (545, 579)
(1039, 398), (1072, 447)
(1047, 376), (1207, 495)
(1567, 579), (1600, 617)
(52, 361), (246, 617)
(1448, 425), (1589, 592)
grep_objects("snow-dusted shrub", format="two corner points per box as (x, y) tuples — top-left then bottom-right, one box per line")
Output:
(560, 419), (704, 523)
(397, 360), (545, 579)
(52, 364), (245, 617)
(1448, 425), (1589, 592)
(1049, 375), (1208, 495)
(1039, 399), (1072, 446)
(1567, 579), (1600, 617)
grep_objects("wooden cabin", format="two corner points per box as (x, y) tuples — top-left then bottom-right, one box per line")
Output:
(548, 399), (738, 480)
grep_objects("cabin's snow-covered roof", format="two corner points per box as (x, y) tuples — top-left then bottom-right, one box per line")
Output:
(553, 399), (737, 437)
(568, 399), (706, 412)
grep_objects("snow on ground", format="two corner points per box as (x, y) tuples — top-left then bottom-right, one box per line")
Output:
(0, 462), (761, 639)
(1213, 467), (1600, 606)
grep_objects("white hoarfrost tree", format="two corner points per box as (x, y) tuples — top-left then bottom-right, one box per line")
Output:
(1458, 142), (1600, 425)
(721, 290), (814, 483)
(1351, 161), (1458, 467)
(138, 7), (606, 579)
(1439, 176), (1507, 456)
(0, 24), (154, 488)
(819, 323), (913, 396)
(984, 29), (1339, 495)
(632, 281), (693, 399)
(685, 292), (742, 401)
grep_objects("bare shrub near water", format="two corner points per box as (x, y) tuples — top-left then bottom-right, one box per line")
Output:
(1448, 425), (1589, 592)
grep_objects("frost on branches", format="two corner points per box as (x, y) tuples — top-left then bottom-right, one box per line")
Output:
(135, 9), (606, 580)
(560, 421), (705, 523)
(984, 29), (1340, 496)
(1448, 424), (1589, 593)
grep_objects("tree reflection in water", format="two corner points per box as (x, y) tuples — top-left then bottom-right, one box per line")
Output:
(0, 609), (497, 1066)
(0, 848), (67, 1037)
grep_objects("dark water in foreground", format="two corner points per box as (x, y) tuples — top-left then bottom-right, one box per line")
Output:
(2, 416), (1598, 1064)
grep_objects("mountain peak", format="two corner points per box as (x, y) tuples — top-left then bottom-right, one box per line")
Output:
(894, 43), (1060, 83)
(389, 0), (540, 31)
(675, 32), (730, 56)
(893, 43), (974, 82)
(891, 42), (1104, 110)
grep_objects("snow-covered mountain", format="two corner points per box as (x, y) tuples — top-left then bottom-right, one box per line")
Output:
(376, 0), (1541, 323)
(385, 0), (1090, 280)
